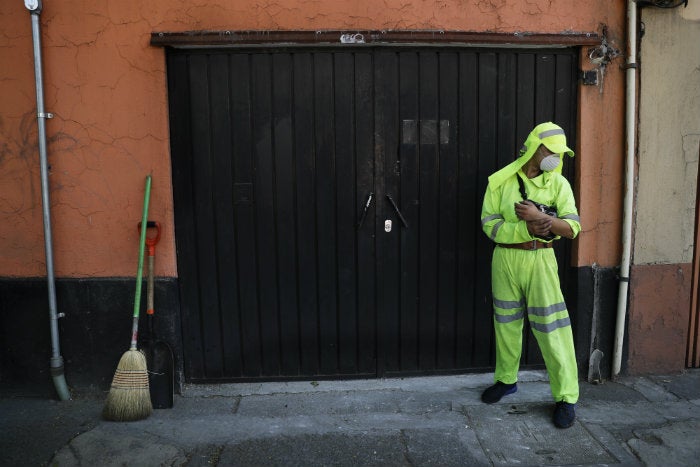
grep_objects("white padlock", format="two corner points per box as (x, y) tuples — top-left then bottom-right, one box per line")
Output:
(384, 219), (392, 232)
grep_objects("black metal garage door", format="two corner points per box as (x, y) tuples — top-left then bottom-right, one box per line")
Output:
(166, 46), (578, 382)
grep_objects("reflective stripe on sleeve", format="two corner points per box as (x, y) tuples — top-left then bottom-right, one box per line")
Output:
(481, 214), (504, 226)
(490, 221), (504, 240)
(481, 214), (505, 241)
(561, 214), (580, 222)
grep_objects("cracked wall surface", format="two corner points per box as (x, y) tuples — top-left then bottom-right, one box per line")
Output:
(636, 6), (700, 266)
(0, 0), (625, 277)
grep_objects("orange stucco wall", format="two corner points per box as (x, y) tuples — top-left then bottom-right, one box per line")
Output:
(0, 1), (626, 278)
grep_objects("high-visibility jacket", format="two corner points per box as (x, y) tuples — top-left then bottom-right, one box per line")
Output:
(481, 170), (581, 244)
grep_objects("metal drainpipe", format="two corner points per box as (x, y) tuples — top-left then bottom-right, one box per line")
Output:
(25, 0), (71, 400)
(612, 0), (638, 378)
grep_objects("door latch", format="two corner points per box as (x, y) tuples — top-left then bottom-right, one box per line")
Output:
(385, 194), (409, 228)
(357, 192), (374, 229)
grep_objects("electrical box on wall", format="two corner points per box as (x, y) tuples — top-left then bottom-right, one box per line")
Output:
(580, 70), (599, 86)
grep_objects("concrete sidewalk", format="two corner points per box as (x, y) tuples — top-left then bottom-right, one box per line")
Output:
(2, 370), (699, 466)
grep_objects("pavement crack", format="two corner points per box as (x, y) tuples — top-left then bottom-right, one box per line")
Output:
(399, 429), (417, 466)
(635, 432), (663, 445)
(67, 440), (83, 465)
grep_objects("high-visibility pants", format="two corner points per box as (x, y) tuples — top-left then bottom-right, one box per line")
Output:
(491, 246), (579, 404)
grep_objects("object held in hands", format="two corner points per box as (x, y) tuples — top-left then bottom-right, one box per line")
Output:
(516, 176), (557, 241)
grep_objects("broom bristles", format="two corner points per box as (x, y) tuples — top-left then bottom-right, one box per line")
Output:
(103, 349), (153, 421)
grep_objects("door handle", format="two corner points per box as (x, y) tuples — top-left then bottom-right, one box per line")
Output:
(386, 194), (409, 228)
(357, 192), (374, 229)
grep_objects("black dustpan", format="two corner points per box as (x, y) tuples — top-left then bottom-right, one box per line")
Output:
(140, 220), (174, 409)
(148, 337), (174, 409)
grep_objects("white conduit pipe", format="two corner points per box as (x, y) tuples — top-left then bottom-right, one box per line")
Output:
(612, 0), (637, 378)
(26, 0), (71, 400)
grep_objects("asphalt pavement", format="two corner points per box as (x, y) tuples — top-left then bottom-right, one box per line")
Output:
(1, 369), (699, 467)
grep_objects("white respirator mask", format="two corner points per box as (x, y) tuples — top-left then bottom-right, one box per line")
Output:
(540, 154), (561, 172)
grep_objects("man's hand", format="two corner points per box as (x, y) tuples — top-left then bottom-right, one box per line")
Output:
(526, 217), (552, 237)
(515, 200), (547, 222)
(515, 202), (574, 240)
(516, 201), (551, 237)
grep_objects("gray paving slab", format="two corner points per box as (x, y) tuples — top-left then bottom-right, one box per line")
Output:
(235, 390), (403, 417)
(648, 371), (700, 401)
(402, 428), (491, 467)
(578, 380), (648, 403)
(0, 396), (103, 467)
(215, 428), (492, 467)
(619, 377), (680, 402)
(577, 399), (700, 428)
(625, 419), (700, 467)
(463, 403), (636, 467)
(219, 432), (410, 467)
(50, 429), (189, 466)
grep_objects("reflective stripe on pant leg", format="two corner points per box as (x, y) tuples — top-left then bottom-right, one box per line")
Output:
(492, 247), (525, 385)
(525, 249), (579, 404)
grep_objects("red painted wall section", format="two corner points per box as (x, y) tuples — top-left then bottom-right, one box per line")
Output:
(628, 263), (692, 374)
(0, 1), (626, 278)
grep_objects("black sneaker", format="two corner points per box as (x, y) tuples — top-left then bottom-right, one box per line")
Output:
(481, 381), (517, 404)
(553, 401), (576, 428)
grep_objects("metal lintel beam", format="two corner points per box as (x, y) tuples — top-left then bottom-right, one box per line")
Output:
(150, 30), (601, 48)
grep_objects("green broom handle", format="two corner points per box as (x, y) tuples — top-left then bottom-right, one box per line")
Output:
(130, 175), (152, 350)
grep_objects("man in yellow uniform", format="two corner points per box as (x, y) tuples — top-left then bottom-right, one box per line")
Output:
(480, 122), (580, 429)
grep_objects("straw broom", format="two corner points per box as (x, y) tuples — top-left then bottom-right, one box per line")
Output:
(103, 175), (154, 421)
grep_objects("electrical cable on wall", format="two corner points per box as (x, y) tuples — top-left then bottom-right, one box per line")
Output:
(587, 26), (622, 94)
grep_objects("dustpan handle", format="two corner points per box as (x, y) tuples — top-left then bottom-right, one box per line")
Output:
(130, 175), (152, 350)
